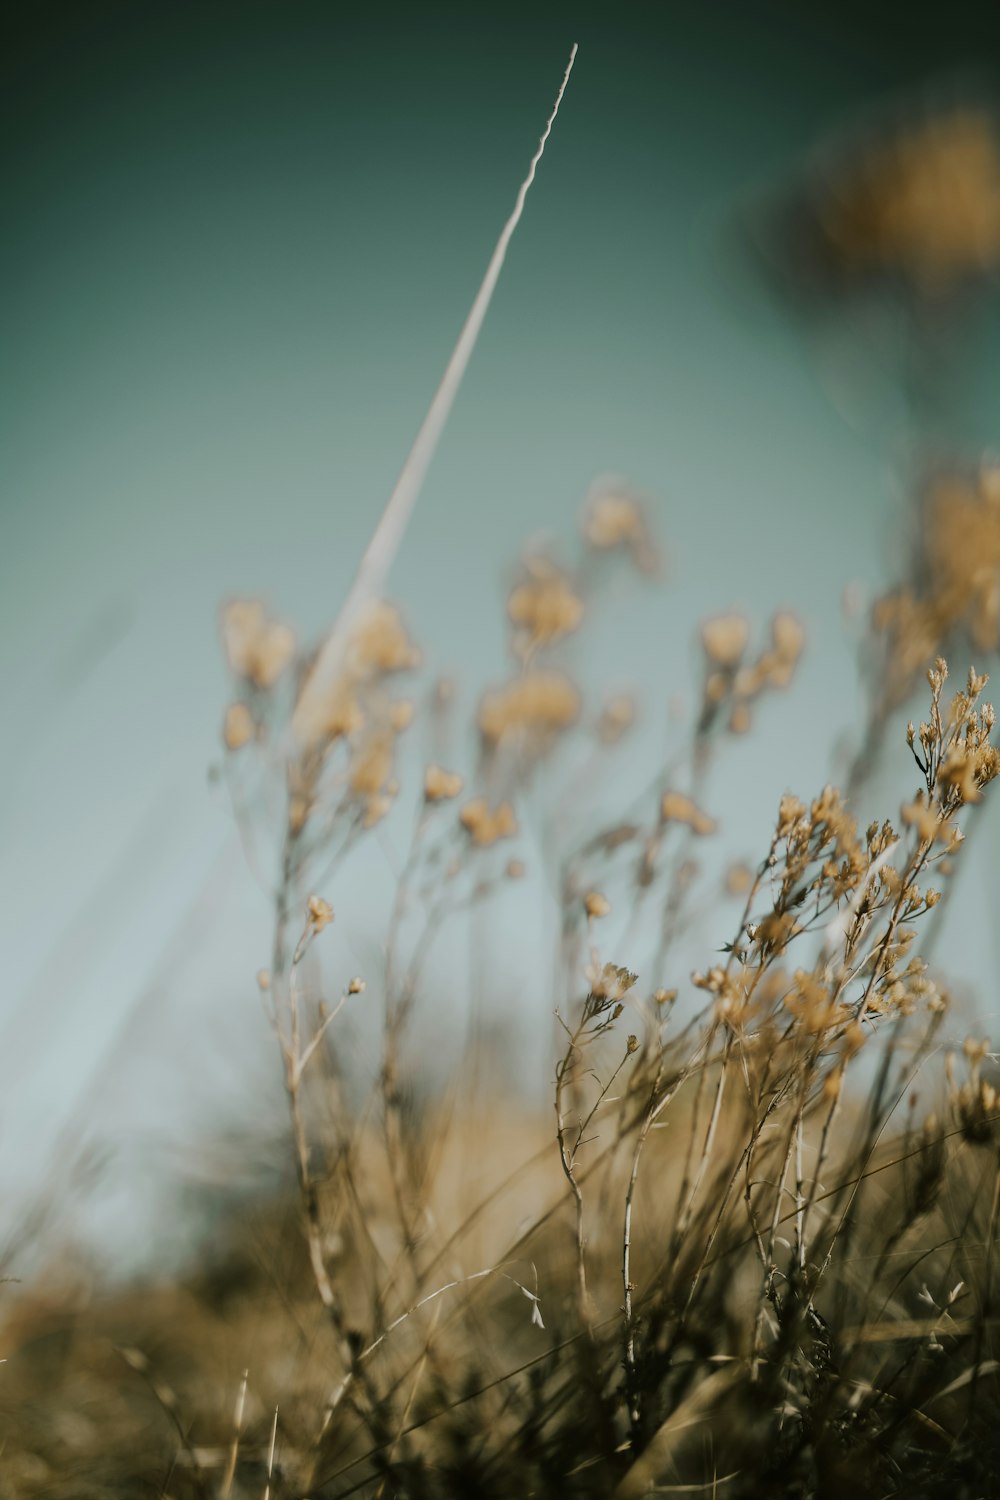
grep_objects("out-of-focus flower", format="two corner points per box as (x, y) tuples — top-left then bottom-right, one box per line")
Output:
(725, 862), (754, 896)
(221, 599), (296, 688)
(223, 702), (256, 751)
(508, 557), (584, 657)
(584, 890), (611, 920)
(771, 612), (805, 667)
(348, 601), (421, 676)
(581, 484), (659, 573)
(307, 895), (334, 931)
(460, 798), (518, 846)
(478, 671), (580, 749)
(661, 790), (717, 836)
(701, 614), (749, 669)
(874, 462), (1000, 703)
(348, 733), (395, 799)
(424, 764), (463, 802)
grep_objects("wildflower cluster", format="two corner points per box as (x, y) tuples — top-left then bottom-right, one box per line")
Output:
(209, 491), (1000, 1500)
(698, 609), (805, 736)
(507, 555), (584, 660)
(711, 665), (996, 1050)
(478, 670), (580, 752)
(220, 598), (297, 748)
(874, 463), (1000, 704)
(581, 482), (659, 573)
(459, 797), (518, 847)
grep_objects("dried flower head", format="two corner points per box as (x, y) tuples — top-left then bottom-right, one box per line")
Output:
(784, 969), (844, 1036)
(771, 611), (806, 665)
(962, 1035), (991, 1069)
(661, 790), (717, 836)
(777, 794), (807, 837)
(460, 798), (518, 847)
(221, 599), (296, 688)
(696, 611), (802, 741)
(586, 961), (639, 1009)
(478, 671), (580, 748)
(424, 764), (463, 802)
(874, 463), (1000, 701)
(315, 679), (365, 744)
(584, 890), (611, 920)
(348, 733), (395, 799)
(223, 702), (256, 751)
(348, 600), (421, 676)
(900, 792), (943, 844)
(307, 895), (333, 931)
(508, 557), (584, 657)
(701, 614), (749, 669)
(581, 485), (658, 572)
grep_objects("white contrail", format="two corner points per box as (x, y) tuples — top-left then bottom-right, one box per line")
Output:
(291, 43), (579, 748)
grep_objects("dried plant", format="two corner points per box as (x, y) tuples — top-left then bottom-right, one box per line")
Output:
(5, 50), (1000, 1500)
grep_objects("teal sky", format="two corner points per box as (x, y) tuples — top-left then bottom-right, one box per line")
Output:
(3, 3), (1000, 1268)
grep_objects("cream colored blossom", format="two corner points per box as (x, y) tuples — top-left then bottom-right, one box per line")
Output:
(460, 798), (517, 846)
(307, 895), (333, 931)
(508, 558), (584, 655)
(478, 672), (580, 746)
(348, 600), (421, 675)
(771, 611), (805, 664)
(584, 890), (611, 920)
(581, 486), (658, 571)
(223, 702), (255, 751)
(424, 764), (463, 802)
(349, 734), (394, 798)
(221, 599), (296, 688)
(701, 614), (749, 669)
(661, 790), (717, 836)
